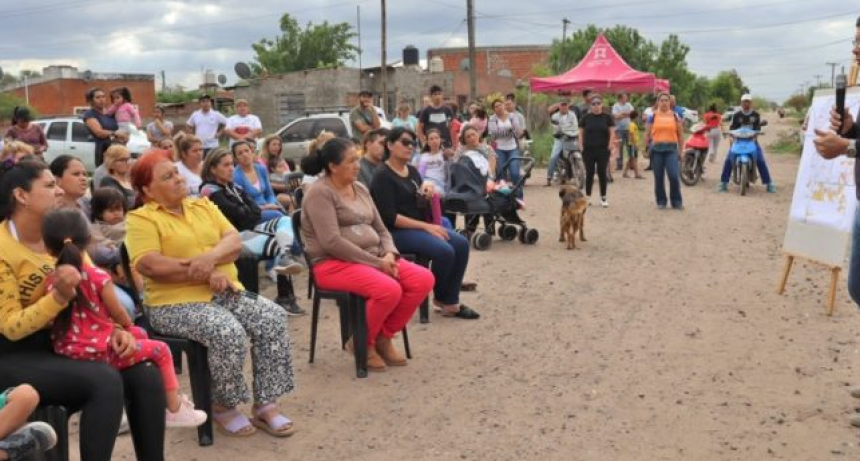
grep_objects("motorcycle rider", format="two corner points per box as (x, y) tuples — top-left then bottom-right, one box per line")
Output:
(718, 94), (777, 193)
(546, 99), (579, 186)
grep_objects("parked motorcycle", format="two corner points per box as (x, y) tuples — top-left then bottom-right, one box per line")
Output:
(681, 122), (710, 186)
(727, 126), (762, 196)
(553, 135), (585, 190)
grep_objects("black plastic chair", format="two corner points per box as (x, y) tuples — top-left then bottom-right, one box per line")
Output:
(119, 244), (214, 446)
(28, 406), (69, 461)
(400, 254), (431, 323)
(291, 209), (411, 378)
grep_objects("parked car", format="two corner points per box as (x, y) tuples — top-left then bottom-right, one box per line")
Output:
(722, 106), (742, 122)
(34, 117), (150, 171)
(272, 109), (392, 164)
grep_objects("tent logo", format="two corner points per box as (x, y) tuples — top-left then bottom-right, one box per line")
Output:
(594, 47), (608, 60)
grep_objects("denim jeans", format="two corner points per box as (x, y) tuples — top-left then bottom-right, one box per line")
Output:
(652, 145), (683, 208)
(615, 129), (629, 169)
(720, 143), (772, 185)
(495, 148), (522, 199)
(547, 139), (564, 180)
(849, 203), (860, 306)
(391, 218), (469, 305)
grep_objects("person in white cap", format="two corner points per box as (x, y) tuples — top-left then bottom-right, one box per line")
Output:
(718, 94), (776, 193)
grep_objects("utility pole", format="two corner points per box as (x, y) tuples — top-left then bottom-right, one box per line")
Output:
(826, 62), (839, 87)
(561, 18), (570, 72)
(814, 74), (823, 89)
(357, 6), (362, 90)
(161, 70), (166, 92)
(380, 0), (387, 113)
(467, 0), (477, 101)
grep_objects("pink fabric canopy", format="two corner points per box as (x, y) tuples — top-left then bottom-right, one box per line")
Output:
(530, 34), (670, 94)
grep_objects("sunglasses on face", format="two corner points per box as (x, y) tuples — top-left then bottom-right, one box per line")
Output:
(399, 138), (416, 148)
(591, 102), (602, 106)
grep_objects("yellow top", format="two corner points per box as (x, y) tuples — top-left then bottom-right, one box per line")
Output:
(126, 197), (241, 307)
(629, 122), (640, 146)
(0, 221), (64, 341)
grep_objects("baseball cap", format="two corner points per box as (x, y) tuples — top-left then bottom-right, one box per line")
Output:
(740, 94), (752, 102)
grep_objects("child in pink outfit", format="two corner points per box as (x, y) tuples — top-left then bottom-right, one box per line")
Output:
(106, 87), (141, 134)
(43, 209), (207, 428)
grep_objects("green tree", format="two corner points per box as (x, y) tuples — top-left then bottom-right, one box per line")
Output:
(0, 94), (32, 122)
(156, 84), (200, 104)
(709, 70), (746, 107)
(251, 13), (357, 76)
(784, 94), (809, 112)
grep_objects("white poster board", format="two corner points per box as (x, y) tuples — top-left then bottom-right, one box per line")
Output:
(784, 88), (860, 266)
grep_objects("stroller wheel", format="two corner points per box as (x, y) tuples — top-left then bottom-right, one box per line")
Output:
(471, 231), (492, 251)
(499, 224), (518, 241)
(520, 228), (539, 245)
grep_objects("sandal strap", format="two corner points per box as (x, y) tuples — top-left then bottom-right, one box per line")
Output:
(214, 409), (252, 434)
(255, 403), (293, 430)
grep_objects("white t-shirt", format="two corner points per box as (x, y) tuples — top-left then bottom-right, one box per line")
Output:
(551, 111), (578, 137)
(176, 161), (202, 196)
(612, 102), (633, 130)
(414, 151), (447, 194)
(186, 109), (227, 149)
(225, 114), (262, 147)
(464, 150), (490, 177)
(490, 116), (518, 151)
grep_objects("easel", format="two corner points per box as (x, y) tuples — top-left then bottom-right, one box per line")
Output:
(777, 253), (842, 316)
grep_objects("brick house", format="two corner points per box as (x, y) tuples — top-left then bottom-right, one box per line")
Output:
(1, 65), (156, 119)
(426, 45), (551, 82)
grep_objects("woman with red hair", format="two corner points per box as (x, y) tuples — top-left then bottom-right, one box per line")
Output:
(126, 150), (297, 438)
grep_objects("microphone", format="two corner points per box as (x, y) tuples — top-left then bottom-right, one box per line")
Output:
(836, 73), (847, 132)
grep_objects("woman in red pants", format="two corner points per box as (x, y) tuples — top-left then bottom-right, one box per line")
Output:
(300, 136), (434, 373)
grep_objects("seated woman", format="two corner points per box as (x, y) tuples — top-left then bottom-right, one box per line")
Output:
(370, 127), (479, 320)
(0, 159), (165, 461)
(50, 155), (137, 318)
(99, 144), (136, 210)
(172, 133), (204, 197)
(300, 137), (434, 372)
(232, 140), (283, 221)
(199, 148), (305, 316)
(126, 150), (296, 438)
(260, 135), (297, 211)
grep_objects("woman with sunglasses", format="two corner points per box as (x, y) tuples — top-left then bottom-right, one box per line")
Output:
(371, 127), (479, 320)
(578, 94), (616, 208)
(643, 92), (685, 210)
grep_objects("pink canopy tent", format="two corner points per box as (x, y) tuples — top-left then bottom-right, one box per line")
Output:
(530, 34), (670, 94)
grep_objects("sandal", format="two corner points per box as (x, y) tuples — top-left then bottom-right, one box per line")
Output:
(460, 282), (478, 292)
(213, 408), (256, 437)
(440, 304), (480, 320)
(251, 403), (295, 437)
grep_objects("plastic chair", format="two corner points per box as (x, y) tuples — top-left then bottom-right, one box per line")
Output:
(291, 209), (411, 378)
(118, 244), (214, 446)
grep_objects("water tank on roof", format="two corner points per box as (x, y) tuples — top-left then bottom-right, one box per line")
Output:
(430, 56), (444, 73)
(204, 69), (216, 85)
(403, 46), (419, 66)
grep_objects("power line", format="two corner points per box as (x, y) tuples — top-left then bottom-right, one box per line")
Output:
(0, 0), (111, 18)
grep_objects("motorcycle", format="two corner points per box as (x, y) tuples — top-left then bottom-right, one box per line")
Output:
(726, 126), (764, 196)
(553, 135), (585, 190)
(681, 122), (710, 186)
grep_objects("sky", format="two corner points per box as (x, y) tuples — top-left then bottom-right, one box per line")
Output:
(0, 0), (856, 103)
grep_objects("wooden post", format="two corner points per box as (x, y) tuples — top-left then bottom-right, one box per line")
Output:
(828, 267), (842, 316)
(777, 255), (795, 295)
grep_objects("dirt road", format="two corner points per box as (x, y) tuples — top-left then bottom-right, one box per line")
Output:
(105, 112), (860, 460)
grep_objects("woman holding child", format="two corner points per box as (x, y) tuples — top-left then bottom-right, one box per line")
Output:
(0, 159), (166, 461)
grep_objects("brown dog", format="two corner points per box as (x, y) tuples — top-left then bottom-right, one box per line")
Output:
(558, 185), (588, 249)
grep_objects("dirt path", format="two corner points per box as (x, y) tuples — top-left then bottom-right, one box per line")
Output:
(105, 113), (860, 460)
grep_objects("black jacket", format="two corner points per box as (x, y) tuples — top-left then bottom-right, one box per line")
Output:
(199, 180), (261, 231)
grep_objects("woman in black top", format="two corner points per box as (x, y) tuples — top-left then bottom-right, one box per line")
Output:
(370, 127), (479, 319)
(578, 94), (616, 208)
(82, 87), (124, 168)
(199, 148), (305, 315)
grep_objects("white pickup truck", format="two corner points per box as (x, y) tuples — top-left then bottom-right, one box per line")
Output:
(34, 117), (150, 171)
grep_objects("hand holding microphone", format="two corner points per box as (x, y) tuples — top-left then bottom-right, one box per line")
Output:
(831, 74), (852, 135)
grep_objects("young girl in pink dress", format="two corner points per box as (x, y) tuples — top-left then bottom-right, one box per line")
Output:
(107, 87), (142, 135)
(42, 209), (207, 428)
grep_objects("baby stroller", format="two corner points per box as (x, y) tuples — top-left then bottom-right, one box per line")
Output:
(443, 155), (539, 250)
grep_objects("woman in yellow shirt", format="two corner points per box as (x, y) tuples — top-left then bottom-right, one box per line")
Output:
(127, 150), (296, 438)
(0, 159), (166, 460)
(644, 93), (686, 210)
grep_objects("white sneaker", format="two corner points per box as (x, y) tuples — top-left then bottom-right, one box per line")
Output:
(165, 395), (208, 428)
(600, 197), (609, 208)
(266, 268), (278, 283)
(118, 412), (130, 435)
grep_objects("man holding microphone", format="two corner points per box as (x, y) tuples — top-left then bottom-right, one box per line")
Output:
(813, 16), (860, 426)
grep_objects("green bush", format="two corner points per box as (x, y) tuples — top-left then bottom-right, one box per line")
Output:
(528, 130), (555, 167)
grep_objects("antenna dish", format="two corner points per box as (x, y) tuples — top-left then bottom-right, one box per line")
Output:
(82, 70), (93, 81)
(234, 62), (252, 80)
(217, 74), (227, 85)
